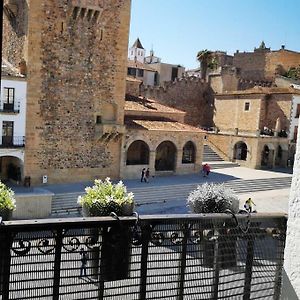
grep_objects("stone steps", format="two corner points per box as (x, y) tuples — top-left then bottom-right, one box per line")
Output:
(51, 176), (292, 216)
(203, 144), (224, 162)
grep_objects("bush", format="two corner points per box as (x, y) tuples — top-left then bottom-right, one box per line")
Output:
(187, 183), (239, 213)
(78, 178), (134, 216)
(0, 181), (16, 212)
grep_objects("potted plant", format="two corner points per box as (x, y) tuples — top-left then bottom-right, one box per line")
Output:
(78, 178), (135, 281)
(187, 183), (239, 268)
(0, 181), (16, 221)
(0, 181), (16, 294)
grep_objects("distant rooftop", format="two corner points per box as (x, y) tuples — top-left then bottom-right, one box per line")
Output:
(131, 38), (144, 49)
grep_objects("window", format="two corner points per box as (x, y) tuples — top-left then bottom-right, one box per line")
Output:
(244, 102), (250, 111)
(126, 140), (150, 165)
(128, 67), (136, 76)
(2, 121), (14, 146)
(137, 69), (144, 77)
(182, 141), (195, 164)
(295, 104), (300, 118)
(96, 116), (102, 124)
(3, 87), (15, 111)
(171, 67), (178, 81)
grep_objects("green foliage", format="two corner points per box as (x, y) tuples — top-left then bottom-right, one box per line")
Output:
(187, 183), (239, 213)
(78, 178), (134, 216)
(286, 66), (300, 80)
(0, 181), (16, 211)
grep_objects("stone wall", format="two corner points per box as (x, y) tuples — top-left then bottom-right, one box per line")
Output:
(2, 0), (28, 68)
(214, 94), (263, 133)
(121, 128), (204, 179)
(207, 133), (289, 169)
(233, 50), (268, 81)
(266, 50), (300, 79)
(126, 78), (141, 97)
(259, 93), (292, 132)
(233, 49), (300, 81)
(3, 0), (131, 184)
(141, 77), (214, 127)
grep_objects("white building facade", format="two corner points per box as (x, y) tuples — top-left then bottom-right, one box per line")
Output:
(0, 70), (27, 183)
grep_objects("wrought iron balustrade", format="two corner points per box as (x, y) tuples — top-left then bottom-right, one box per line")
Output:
(0, 101), (20, 113)
(0, 136), (25, 148)
(0, 213), (286, 300)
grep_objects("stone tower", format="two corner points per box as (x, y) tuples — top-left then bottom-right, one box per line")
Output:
(2, 0), (131, 185)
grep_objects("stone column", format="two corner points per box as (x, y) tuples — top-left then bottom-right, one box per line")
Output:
(149, 150), (156, 175)
(283, 119), (300, 298)
(176, 150), (183, 172)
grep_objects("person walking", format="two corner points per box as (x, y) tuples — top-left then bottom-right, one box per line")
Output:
(145, 168), (150, 183)
(244, 197), (256, 213)
(79, 247), (88, 277)
(202, 163), (211, 177)
(141, 168), (146, 183)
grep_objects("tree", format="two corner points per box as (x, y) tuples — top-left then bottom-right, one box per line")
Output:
(196, 49), (214, 80)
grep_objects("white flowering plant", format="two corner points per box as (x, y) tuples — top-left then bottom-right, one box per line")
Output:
(187, 183), (239, 213)
(78, 178), (135, 216)
(0, 181), (16, 219)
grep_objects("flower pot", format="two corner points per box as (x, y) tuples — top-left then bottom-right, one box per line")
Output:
(82, 206), (132, 281)
(100, 223), (132, 281)
(121, 202), (135, 216)
(0, 208), (13, 221)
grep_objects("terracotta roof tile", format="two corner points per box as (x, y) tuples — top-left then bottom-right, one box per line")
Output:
(125, 118), (204, 133)
(125, 95), (186, 114)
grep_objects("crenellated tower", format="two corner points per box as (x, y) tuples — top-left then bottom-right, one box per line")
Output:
(3, 0), (131, 184)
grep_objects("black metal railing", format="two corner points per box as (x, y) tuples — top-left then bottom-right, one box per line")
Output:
(0, 101), (20, 113)
(0, 213), (286, 300)
(0, 136), (25, 148)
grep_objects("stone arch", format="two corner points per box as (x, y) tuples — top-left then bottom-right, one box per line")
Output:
(182, 141), (196, 163)
(126, 140), (150, 165)
(261, 144), (275, 167)
(233, 141), (248, 161)
(155, 141), (177, 171)
(0, 155), (23, 182)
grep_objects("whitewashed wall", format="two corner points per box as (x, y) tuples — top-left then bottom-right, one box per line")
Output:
(0, 78), (27, 139)
(283, 116), (300, 299)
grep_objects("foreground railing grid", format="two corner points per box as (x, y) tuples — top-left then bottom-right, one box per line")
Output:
(0, 214), (286, 300)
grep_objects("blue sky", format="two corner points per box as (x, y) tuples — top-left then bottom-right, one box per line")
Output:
(128, 0), (300, 69)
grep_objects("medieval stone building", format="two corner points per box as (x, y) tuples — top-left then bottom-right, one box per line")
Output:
(3, 0), (131, 185)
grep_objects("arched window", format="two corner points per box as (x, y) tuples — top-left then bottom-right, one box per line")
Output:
(126, 140), (149, 165)
(182, 141), (195, 163)
(155, 141), (177, 171)
(233, 142), (248, 161)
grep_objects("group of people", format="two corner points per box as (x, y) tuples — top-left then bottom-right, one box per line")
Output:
(141, 168), (150, 183)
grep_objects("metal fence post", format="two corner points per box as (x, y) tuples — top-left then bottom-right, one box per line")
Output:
(139, 223), (152, 300)
(177, 223), (189, 300)
(53, 229), (63, 300)
(243, 237), (255, 300)
(0, 229), (13, 300)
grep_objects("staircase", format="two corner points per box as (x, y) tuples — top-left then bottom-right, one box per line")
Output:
(203, 144), (224, 162)
(50, 176), (292, 217)
(203, 144), (239, 169)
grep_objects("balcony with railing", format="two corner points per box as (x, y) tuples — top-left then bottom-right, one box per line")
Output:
(0, 213), (286, 299)
(0, 101), (20, 114)
(0, 136), (25, 148)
